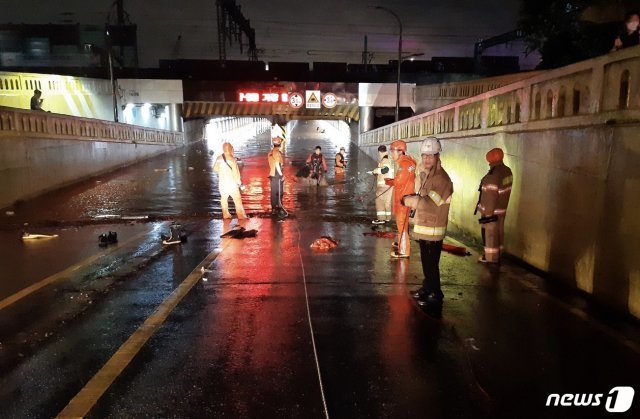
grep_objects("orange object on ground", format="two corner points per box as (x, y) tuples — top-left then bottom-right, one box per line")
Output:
(442, 243), (470, 256)
(363, 231), (396, 238)
(310, 236), (339, 251)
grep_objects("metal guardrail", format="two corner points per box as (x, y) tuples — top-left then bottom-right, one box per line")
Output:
(0, 106), (184, 146)
(360, 45), (640, 146)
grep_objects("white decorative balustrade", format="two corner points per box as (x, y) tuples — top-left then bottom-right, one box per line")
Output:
(360, 46), (640, 146)
(0, 106), (184, 146)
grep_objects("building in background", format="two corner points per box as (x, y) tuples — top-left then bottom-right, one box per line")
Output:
(0, 23), (137, 69)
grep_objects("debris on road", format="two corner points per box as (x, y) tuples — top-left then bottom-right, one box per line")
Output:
(310, 236), (339, 251)
(162, 223), (187, 245)
(21, 232), (59, 240)
(363, 231), (395, 238)
(220, 226), (258, 239)
(442, 243), (470, 256)
(98, 231), (118, 246)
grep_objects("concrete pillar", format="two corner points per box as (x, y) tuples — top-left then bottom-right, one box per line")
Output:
(359, 106), (375, 133)
(169, 104), (183, 132)
(349, 121), (360, 147)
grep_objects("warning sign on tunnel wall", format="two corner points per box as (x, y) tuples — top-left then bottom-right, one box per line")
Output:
(305, 90), (321, 109)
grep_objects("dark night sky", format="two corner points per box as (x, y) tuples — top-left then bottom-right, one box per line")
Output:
(1, 0), (529, 67)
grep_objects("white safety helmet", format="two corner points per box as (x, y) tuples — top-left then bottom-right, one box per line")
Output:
(420, 136), (442, 155)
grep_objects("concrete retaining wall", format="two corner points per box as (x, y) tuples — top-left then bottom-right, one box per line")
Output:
(0, 135), (178, 210)
(361, 122), (640, 319)
(360, 46), (640, 319)
(0, 107), (184, 209)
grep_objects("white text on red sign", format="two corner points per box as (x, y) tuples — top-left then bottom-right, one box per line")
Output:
(238, 92), (289, 103)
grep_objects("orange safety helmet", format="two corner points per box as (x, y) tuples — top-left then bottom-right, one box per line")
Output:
(390, 140), (407, 152)
(486, 147), (504, 164)
(222, 142), (234, 155)
(272, 136), (283, 146)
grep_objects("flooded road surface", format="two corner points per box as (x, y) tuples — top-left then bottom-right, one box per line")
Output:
(1, 120), (639, 418)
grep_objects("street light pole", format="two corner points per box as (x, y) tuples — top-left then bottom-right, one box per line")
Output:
(376, 6), (402, 122)
(106, 28), (119, 123)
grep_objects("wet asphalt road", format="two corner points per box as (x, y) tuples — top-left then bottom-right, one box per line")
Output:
(1, 120), (639, 418)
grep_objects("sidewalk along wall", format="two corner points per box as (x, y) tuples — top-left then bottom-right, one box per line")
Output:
(0, 107), (184, 209)
(359, 45), (640, 318)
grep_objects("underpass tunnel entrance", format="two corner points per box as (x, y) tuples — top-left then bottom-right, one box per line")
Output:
(203, 117), (356, 158)
(200, 115), (370, 219)
(204, 116), (271, 156)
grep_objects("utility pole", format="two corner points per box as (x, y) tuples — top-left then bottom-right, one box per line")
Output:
(376, 6), (402, 122)
(362, 35), (368, 71)
(106, 28), (118, 123)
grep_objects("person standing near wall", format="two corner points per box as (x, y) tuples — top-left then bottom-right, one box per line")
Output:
(388, 140), (416, 258)
(476, 148), (512, 263)
(402, 137), (453, 308)
(213, 142), (247, 220)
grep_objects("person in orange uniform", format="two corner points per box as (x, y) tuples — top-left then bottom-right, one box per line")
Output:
(476, 147), (513, 263)
(388, 140), (416, 258)
(268, 136), (286, 217)
(213, 142), (247, 219)
(335, 147), (346, 175)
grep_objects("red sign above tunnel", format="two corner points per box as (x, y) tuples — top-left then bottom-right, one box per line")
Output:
(238, 91), (289, 103)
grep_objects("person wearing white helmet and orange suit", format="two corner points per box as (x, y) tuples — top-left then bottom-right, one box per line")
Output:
(213, 142), (247, 219)
(387, 139), (416, 258)
(403, 137), (453, 308)
(268, 135), (286, 217)
(476, 147), (513, 263)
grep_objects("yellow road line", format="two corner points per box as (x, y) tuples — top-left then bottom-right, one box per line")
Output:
(0, 229), (152, 312)
(57, 244), (227, 418)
